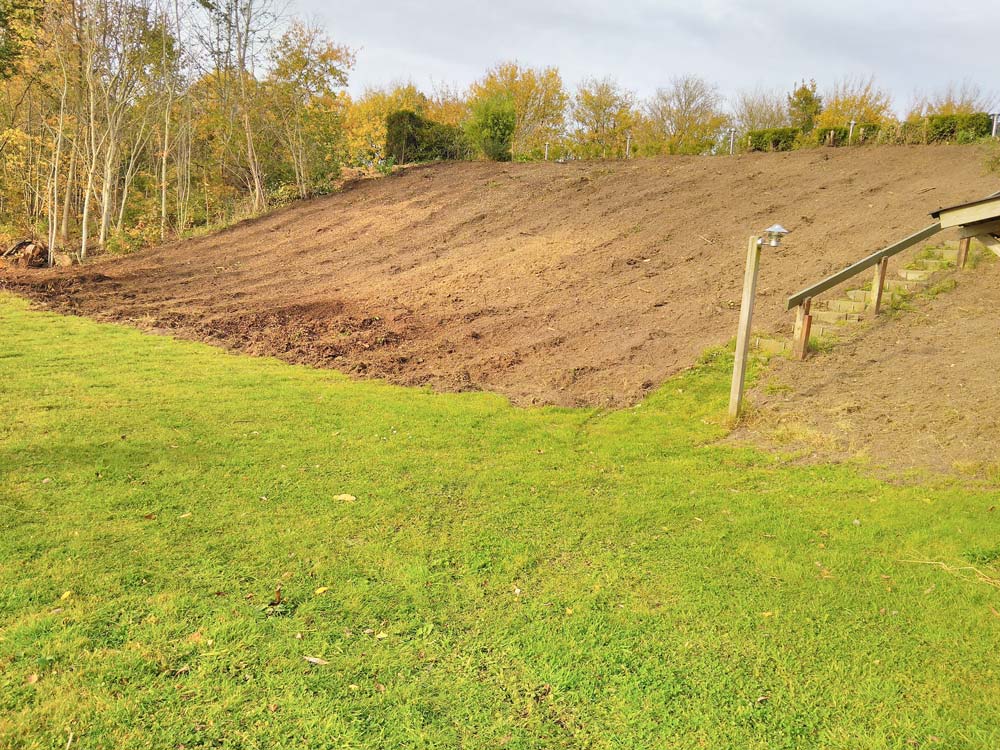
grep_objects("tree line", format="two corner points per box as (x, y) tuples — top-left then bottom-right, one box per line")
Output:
(0, 0), (996, 261)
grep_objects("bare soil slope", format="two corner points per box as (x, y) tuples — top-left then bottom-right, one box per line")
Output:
(741, 254), (1000, 476)
(4, 145), (997, 407)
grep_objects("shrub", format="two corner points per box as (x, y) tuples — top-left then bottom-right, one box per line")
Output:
(746, 127), (800, 152)
(385, 110), (470, 164)
(926, 112), (992, 143)
(465, 94), (516, 162)
(815, 126), (849, 146)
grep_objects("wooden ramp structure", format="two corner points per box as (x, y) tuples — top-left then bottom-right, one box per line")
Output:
(931, 192), (1000, 260)
(785, 190), (1000, 359)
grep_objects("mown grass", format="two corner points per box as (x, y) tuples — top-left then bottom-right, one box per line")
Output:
(1, 294), (998, 750)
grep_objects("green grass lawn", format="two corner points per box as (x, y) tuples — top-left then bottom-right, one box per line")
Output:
(1, 294), (998, 750)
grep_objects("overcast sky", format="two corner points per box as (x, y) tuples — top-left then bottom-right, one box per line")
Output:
(294, 0), (1000, 114)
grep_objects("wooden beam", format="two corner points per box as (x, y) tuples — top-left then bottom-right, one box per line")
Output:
(960, 218), (1000, 239)
(870, 257), (888, 314)
(787, 223), (941, 310)
(936, 196), (1000, 229)
(977, 234), (1000, 258)
(729, 236), (762, 419)
(793, 298), (812, 360)
(957, 237), (971, 269)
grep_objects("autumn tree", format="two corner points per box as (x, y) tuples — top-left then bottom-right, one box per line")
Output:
(787, 79), (822, 132)
(732, 87), (788, 133)
(469, 62), (566, 158)
(0, 0), (41, 79)
(645, 75), (727, 154)
(465, 92), (515, 161)
(268, 21), (353, 198)
(571, 77), (634, 158)
(816, 76), (894, 128)
(343, 83), (427, 165)
(908, 80), (998, 119)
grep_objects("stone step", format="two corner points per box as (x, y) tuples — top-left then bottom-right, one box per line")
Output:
(812, 309), (864, 325)
(912, 258), (951, 271)
(938, 247), (960, 262)
(825, 299), (867, 313)
(810, 323), (838, 338)
(754, 336), (789, 355)
(812, 309), (846, 324)
(898, 268), (933, 282)
(846, 289), (870, 303)
(885, 279), (925, 292)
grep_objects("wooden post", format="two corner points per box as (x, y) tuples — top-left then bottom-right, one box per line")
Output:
(793, 298), (812, 360)
(729, 236), (762, 419)
(870, 256), (888, 315)
(957, 237), (970, 269)
(544, 142), (549, 161)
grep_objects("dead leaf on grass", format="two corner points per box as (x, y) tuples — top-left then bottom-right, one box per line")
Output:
(303, 656), (329, 665)
(314, 586), (330, 595)
(333, 494), (357, 503)
(25, 673), (39, 684)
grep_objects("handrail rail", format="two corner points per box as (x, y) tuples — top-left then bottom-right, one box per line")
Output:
(785, 222), (942, 310)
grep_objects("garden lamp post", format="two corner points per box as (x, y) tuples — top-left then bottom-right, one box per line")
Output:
(848, 119), (857, 144)
(728, 128), (736, 155)
(729, 224), (788, 419)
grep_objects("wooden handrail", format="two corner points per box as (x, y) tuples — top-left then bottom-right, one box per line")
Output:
(786, 222), (942, 310)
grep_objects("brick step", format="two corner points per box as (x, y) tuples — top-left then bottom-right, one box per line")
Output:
(885, 278), (925, 292)
(754, 336), (789, 355)
(810, 323), (839, 338)
(897, 268), (934, 282)
(824, 299), (867, 313)
(812, 309), (864, 324)
(911, 258), (951, 271)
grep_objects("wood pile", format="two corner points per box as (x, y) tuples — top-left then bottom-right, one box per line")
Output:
(1, 240), (48, 268)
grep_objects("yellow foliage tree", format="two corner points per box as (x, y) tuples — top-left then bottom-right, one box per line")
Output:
(469, 62), (567, 158)
(343, 83), (428, 165)
(907, 81), (997, 119)
(816, 76), (895, 127)
(570, 77), (635, 159)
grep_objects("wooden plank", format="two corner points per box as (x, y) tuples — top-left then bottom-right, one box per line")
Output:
(793, 298), (812, 360)
(729, 236), (762, 419)
(957, 237), (971, 269)
(959, 218), (1000, 239)
(786, 223), (941, 310)
(936, 196), (1000, 228)
(870, 257), (888, 314)
(977, 234), (1000, 258)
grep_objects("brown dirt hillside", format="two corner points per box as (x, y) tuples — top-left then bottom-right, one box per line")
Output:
(3, 145), (998, 407)
(739, 252), (1000, 476)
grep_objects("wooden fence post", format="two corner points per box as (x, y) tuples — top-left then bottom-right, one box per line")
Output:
(870, 257), (888, 315)
(957, 237), (970, 269)
(729, 236), (762, 419)
(793, 298), (812, 360)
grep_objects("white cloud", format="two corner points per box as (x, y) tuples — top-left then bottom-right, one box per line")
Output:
(295, 0), (1000, 115)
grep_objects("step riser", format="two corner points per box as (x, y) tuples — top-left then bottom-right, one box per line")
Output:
(825, 300), (867, 313)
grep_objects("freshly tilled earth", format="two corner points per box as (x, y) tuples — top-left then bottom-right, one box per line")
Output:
(4, 145), (997, 409)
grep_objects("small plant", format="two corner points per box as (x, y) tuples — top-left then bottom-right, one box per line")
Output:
(464, 93), (516, 162)
(376, 156), (396, 176)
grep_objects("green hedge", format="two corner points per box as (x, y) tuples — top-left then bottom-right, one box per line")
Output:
(815, 126), (849, 146)
(385, 110), (471, 164)
(926, 112), (992, 143)
(747, 127), (800, 152)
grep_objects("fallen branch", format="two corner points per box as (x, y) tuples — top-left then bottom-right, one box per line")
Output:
(900, 559), (1000, 589)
